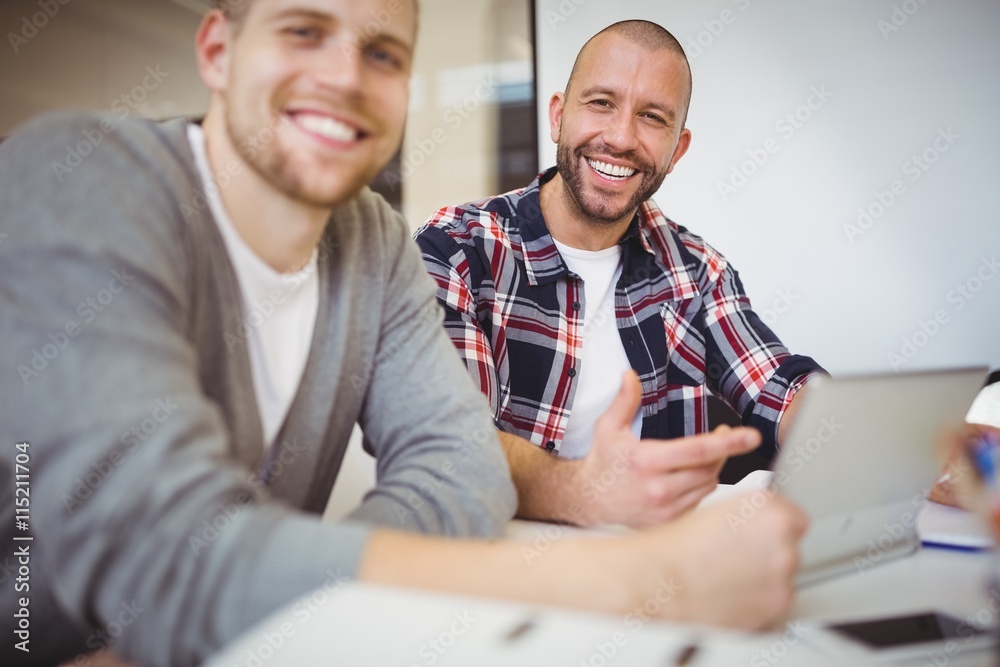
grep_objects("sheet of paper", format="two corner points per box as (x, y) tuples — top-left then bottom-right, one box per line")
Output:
(917, 501), (996, 550)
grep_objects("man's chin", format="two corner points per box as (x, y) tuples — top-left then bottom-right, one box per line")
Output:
(576, 195), (638, 226)
(278, 173), (371, 210)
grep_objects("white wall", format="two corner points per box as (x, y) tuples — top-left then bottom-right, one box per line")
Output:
(535, 0), (1000, 375)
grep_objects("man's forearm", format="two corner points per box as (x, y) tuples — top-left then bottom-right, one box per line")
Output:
(497, 431), (593, 525)
(358, 527), (634, 615)
(777, 384), (810, 445)
(357, 492), (809, 631)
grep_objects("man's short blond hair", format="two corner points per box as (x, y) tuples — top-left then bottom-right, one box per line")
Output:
(212, 0), (252, 24)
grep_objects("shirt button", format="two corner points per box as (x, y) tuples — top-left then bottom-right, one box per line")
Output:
(545, 441), (556, 452)
(567, 367), (577, 378)
(572, 301), (581, 311)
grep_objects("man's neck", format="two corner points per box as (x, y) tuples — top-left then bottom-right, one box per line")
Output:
(539, 171), (634, 252)
(202, 110), (329, 274)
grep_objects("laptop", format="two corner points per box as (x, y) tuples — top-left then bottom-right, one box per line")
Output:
(770, 367), (988, 585)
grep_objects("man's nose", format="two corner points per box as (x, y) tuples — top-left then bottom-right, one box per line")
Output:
(314, 40), (366, 97)
(600, 112), (640, 153)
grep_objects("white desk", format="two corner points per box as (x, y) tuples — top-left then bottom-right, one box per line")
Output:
(206, 531), (997, 666)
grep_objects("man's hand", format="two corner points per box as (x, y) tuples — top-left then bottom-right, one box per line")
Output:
(934, 424), (1000, 522)
(630, 492), (808, 628)
(573, 371), (760, 527)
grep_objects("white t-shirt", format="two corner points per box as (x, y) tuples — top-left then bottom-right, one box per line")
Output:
(553, 240), (643, 459)
(188, 124), (319, 448)
(968, 382), (1000, 428)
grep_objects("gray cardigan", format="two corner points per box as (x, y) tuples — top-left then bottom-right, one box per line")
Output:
(0, 112), (516, 666)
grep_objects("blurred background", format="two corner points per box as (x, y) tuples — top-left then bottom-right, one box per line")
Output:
(3, 0), (998, 511)
(537, 0), (1000, 377)
(0, 0), (538, 231)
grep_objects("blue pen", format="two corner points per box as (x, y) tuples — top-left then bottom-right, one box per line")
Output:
(968, 431), (1000, 538)
(970, 431), (999, 492)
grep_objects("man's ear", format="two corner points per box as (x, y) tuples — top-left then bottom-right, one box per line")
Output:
(666, 127), (693, 174)
(548, 92), (566, 144)
(195, 10), (232, 93)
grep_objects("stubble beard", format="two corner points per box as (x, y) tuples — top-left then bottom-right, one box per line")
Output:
(225, 105), (361, 210)
(556, 138), (668, 226)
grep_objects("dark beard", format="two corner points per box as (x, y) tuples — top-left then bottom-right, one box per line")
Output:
(556, 139), (667, 225)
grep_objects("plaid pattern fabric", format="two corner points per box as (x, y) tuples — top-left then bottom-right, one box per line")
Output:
(415, 168), (823, 457)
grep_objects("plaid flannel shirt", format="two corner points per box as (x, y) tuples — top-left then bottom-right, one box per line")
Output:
(415, 168), (823, 457)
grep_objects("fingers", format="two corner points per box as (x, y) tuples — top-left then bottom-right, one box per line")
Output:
(644, 466), (718, 506)
(639, 476), (717, 525)
(634, 427), (761, 472)
(595, 371), (643, 434)
(928, 479), (961, 507)
(768, 494), (809, 540)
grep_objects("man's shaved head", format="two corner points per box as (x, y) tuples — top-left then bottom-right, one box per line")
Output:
(566, 20), (692, 125)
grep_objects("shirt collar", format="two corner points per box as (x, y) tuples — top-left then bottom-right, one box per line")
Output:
(517, 167), (664, 286)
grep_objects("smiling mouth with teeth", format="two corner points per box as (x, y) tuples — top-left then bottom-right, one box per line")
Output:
(293, 113), (363, 144)
(587, 158), (637, 180)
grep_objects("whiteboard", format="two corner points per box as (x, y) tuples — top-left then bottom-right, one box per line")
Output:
(535, 0), (1000, 375)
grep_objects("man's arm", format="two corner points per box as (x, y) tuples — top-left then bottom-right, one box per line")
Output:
(499, 372), (760, 527)
(695, 246), (824, 454)
(777, 384), (810, 445)
(349, 207), (516, 536)
(358, 489), (809, 630)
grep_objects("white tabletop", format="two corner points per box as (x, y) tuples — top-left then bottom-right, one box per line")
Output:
(206, 530), (998, 667)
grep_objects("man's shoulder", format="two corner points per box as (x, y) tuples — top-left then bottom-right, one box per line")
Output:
(0, 111), (203, 285)
(416, 183), (534, 248)
(639, 200), (729, 277)
(5, 109), (187, 160)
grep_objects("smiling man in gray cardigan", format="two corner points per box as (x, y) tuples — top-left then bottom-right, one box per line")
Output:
(0, 1), (807, 666)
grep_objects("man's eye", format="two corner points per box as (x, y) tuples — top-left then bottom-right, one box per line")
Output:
(643, 113), (666, 124)
(590, 99), (611, 108)
(367, 48), (403, 71)
(286, 26), (321, 41)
